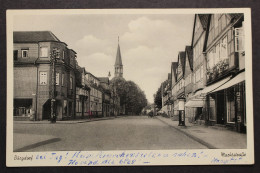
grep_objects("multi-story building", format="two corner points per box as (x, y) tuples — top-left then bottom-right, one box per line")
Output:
(13, 31), (77, 121)
(203, 14), (245, 132)
(161, 78), (169, 115)
(173, 52), (186, 119)
(86, 72), (103, 117)
(75, 65), (91, 119)
(183, 46), (197, 123)
(184, 14), (210, 124)
(98, 77), (111, 117)
(170, 62), (178, 120)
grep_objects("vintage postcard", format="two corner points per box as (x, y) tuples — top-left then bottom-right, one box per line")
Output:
(6, 8), (254, 166)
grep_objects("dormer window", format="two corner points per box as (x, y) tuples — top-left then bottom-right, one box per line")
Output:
(21, 49), (29, 58)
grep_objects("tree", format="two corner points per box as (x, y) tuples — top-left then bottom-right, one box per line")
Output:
(110, 78), (147, 115)
(154, 87), (162, 109)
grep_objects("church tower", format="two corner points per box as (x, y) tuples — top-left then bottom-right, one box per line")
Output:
(114, 37), (123, 78)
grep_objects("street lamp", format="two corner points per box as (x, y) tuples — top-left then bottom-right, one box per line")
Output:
(50, 48), (60, 123)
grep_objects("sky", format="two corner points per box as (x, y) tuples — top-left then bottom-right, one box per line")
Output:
(13, 13), (194, 103)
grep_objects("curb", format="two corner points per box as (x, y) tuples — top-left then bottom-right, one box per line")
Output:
(156, 117), (217, 149)
(14, 117), (117, 124)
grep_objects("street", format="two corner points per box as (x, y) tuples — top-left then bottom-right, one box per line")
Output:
(14, 116), (207, 152)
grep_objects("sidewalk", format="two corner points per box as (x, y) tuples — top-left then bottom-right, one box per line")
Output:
(14, 116), (119, 124)
(156, 116), (247, 149)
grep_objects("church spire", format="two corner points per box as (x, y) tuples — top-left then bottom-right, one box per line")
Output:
(114, 36), (123, 78)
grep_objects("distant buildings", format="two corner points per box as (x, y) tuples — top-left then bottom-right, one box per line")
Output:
(13, 31), (121, 121)
(160, 14), (246, 133)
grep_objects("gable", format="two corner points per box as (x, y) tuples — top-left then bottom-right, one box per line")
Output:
(206, 14), (240, 49)
(192, 14), (210, 48)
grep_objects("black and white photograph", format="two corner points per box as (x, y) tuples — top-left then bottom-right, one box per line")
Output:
(6, 9), (254, 166)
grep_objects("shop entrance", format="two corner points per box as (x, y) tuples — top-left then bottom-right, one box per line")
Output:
(216, 91), (225, 124)
(13, 99), (32, 116)
(42, 99), (51, 120)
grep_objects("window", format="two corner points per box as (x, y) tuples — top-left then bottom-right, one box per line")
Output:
(63, 100), (67, 115)
(21, 49), (28, 58)
(200, 66), (204, 79)
(226, 87), (235, 123)
(216, 43), (220, 64)
(214, 14), (219, 37)
(39, 72), (47, 85)
(62, 51), (65, 60)
(61, 73), (64, 86)
(220, 36), (228, 61)
(13, 50), (18, 60)
(235, 27), (245, 52)
(40, 47), (48, 57)
(196, 69), (201, 82)
(70, 77), (73, 89)
(76, 101), (79, 112)
(56, 72), (60, 85)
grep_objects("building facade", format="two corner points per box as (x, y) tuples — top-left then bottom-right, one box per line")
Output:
(13, 31), (77, 121)
(86, 72), (103, 117)
(98, 77), (111, 117)
(204, 14), (245, 132)
(75, 66), (91, 119)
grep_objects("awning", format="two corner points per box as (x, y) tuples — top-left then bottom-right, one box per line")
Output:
(185, 99), (204, 108)
(193, 76), (231, 97)
(211, 71), (245, 93)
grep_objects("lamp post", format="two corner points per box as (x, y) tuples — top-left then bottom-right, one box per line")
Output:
(50, 48), (60, 123)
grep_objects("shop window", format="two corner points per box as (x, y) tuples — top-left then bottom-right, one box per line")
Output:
(209, 95), (216, 121)
(226, 87), (236, 123)
(63, 100), (67, 115)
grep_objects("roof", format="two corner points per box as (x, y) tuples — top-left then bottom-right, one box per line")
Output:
(98, 77), (109, 84)
(179, 51), (186, 76)
(168, 73), (171, 80)
(228, 13), (243, 20)
(198, 14), (210, 30)
(171, 62), (178, 81)
(115, 44), (123, 66)
(13, 31), (63, 43)
(185, 46), (193, 71)
(191, 14), (210, 47)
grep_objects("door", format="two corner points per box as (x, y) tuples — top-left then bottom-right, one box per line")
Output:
(216, 91), (225, 124)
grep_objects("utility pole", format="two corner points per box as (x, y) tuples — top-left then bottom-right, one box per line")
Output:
(50, 48), (60, 123)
